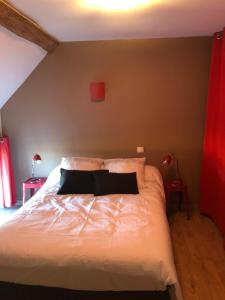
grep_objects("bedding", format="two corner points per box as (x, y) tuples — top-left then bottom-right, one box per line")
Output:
(0, 165), (182, 300)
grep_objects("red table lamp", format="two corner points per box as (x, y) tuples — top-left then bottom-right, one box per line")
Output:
(31, 153), (42, 182)
(162, 153), (181, 181)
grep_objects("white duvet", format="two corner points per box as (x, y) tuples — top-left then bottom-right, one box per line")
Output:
(0, 166), (182, 299)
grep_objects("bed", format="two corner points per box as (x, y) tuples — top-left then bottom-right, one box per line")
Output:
(0, 159), (183, 300)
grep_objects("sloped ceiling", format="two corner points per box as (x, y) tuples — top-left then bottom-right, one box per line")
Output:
(1, 0), (225, 108)
(0, 25), (46, 108)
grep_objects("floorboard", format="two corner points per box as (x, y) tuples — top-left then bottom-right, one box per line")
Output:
(170, 211), (225, 300)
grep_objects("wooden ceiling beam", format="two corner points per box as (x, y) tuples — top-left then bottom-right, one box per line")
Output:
(0, 0), (59, 52)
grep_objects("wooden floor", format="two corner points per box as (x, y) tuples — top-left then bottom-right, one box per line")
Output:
(170, 211), (225, 300)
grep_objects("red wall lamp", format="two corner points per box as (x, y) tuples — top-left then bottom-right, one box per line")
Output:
(90, 82), (105, 102)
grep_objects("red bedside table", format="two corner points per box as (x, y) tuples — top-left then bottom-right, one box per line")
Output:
(23, 177), (47, 205)
(164, 180), (190, 220)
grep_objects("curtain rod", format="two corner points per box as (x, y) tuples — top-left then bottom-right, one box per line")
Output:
(216, 31), (223, 40)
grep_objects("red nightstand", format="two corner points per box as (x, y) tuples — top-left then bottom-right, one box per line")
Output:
(22, 177), (47, 205)
(164, 180), (190, 220)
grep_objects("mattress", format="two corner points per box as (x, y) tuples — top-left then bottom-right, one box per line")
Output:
(0, 166), (182, 300)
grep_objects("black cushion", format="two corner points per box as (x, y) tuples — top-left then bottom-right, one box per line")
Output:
(93, 172), (139, 196)
(57, 169), (109, 195)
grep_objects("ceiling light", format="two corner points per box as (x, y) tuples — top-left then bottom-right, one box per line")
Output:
(82, 0), (152, 12)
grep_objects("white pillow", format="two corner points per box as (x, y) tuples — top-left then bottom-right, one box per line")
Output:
(45, 165), (61, 187)
(145, 165), (164, 186)
(61, 157), (104, 170)
(104, 157), (146, 188)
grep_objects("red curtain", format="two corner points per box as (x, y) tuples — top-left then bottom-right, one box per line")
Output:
(0, 136), (16, 208)
(200, 28), (225, 238)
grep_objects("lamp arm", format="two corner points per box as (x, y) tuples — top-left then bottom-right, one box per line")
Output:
(31, 160), (35, 179)
(175, 158), (181, 180)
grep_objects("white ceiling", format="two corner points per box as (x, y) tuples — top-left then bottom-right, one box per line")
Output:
(9, 0), (225, 41)
(0, 26), (46, 109)
(1, 0), (225, 109)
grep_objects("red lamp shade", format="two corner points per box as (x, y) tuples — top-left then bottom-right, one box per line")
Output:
(31, 154), (42, 180)
(162, 153), (181, 180)
(32, 153), (42, 162)
(162, 154), (173, 165)
(90, 82), (105, 101)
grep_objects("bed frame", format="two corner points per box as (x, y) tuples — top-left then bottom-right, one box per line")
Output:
(0, 282), (171, 300)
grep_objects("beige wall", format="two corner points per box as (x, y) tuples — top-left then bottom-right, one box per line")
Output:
(1, 37), (212, 205)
